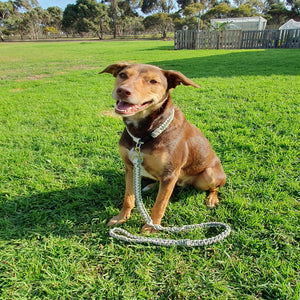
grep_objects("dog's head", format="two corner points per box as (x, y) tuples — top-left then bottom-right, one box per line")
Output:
(100, 63), (199, 117)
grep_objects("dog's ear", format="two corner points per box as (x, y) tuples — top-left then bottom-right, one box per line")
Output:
(163, 70), (200, 90)
(99, 63), (130, 77)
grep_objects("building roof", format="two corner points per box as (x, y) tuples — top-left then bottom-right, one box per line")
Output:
(279, 19), (300, 30)
(211, 17), (267, 23)
(210, 17), (267, 31)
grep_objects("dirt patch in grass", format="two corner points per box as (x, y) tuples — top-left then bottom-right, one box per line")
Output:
(16, 74), (50, 81)
(13, 66), (100, 82)
(10, 88), (26, 92)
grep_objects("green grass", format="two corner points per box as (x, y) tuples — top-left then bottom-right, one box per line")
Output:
(0, 40), (299, 299)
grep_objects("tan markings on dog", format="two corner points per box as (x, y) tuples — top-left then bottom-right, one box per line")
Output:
(101, 63), (226, 233)
(120, 146), (169, 180)
(107, 163), (135, 226)
(141, 151), (169, 180)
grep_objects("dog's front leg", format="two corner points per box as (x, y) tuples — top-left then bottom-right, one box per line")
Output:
(107, 165), (135, 226)
(141, 174), (178, 233)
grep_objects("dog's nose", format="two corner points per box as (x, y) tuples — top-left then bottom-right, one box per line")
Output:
(116, 87), (131, 98)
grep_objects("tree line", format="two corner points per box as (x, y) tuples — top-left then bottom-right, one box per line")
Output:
(0, 0), (299, 40)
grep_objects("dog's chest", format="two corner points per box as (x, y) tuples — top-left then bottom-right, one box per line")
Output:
(127, 147), (156, 180)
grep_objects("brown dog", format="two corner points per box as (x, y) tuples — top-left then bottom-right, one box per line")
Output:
(100, 63), (226, 233)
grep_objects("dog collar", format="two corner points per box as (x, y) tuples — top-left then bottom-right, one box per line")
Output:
(125, 108), (175, 145)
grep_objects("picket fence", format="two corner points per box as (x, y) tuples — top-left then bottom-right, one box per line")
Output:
(174, 29), (300, 50)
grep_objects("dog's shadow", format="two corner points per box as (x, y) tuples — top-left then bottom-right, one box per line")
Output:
(0, 168), (125, 242)
(0, 168), (211, 243)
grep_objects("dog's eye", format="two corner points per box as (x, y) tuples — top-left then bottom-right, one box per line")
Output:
(150, 79), (158, 84)
(119, 72), (127, 79)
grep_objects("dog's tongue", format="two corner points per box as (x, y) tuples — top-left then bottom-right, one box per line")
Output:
(115, 101), (142, 115)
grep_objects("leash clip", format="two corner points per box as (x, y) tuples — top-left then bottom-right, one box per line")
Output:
(134, 139), (143, 162)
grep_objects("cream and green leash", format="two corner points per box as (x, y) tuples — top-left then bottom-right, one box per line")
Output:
(109, 109), (231, 247)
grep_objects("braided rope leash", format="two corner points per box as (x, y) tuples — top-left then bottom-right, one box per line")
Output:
(109, 155), (231, 247)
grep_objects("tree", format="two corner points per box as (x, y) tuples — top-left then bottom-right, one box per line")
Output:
(143, 12), (173, 38)
(118, 0), (139, 17)
(141, 0), (176, 14)
(141, 0), (159, 13)
(202, 2), (232, 19)
(160, 0), (176, 13)
(0, 0), (40, 39)
(0, 1), (12, 38)
(0, 1), (44, 39)
(10, 0), (39, 12)
(26, 6), (45, 39)
(0, 1), (12, 39)
(0, 1), (13, 20)
(233, 0), (264, 13)
(88, 2), (110, 39)
(183, 2), (204, 17)
(108, 0), (120, 38)
(177, 0), (217, 12)
(107, 0), (141, 38)
(286, 0), (300, 19)
(12, 13), (30, 39)
(179, 3), (204, 29)
(62, 0), (142, 39)
(119, 16), (144, 35)
(265, 1), (290, 24)
(177, 0), (194, 10)
(46, 6), (63, 32)
(62, 4), (78, 35)
(246, 0), (264, 13)
(118, 0), (144, 36)
(76, 0), (100, 33)
(264, 0), (281, 10)
(62, 0), (109, 39)
(231, 3), (258, 16)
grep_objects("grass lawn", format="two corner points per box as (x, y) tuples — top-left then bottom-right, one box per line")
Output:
(0, 40), (299, 299)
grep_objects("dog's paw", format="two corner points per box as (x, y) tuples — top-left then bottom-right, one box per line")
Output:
(107, 213), (129, 226)
(206, 193), (219, 209)
(141, 224), (158, 234)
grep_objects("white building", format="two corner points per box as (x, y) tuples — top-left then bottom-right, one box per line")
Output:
(279, 19), (300, 30)
(210, 17), (267, 31)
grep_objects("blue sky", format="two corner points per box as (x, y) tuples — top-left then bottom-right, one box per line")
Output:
(38, 1), (76, 9)
(2, 0), (76, 10)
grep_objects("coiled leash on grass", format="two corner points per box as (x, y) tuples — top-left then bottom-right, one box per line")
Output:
(109, 147), (231, 247)
(109, 109), (231, 247)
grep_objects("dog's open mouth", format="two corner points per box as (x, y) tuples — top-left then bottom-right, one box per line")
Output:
(115, 100), (152, 115)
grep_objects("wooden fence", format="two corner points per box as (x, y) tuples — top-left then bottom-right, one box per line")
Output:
(174, 29), (300, 50)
